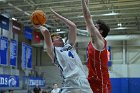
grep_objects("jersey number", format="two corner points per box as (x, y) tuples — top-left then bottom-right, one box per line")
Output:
(68, 51), (74, 58)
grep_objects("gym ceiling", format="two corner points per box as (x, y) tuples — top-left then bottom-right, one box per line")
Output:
(0, 0), (140, 36)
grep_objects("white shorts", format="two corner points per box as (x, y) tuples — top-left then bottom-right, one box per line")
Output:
(60, 77), (93, 93)
(60, 88), (93, 93)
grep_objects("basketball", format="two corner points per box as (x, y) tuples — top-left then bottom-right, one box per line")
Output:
(31, 10), (47, 25)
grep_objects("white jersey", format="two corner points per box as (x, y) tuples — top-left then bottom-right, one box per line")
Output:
(54, 43), (86, 79)
(53, 43), (93, 93)
(51, 88), (61, 93)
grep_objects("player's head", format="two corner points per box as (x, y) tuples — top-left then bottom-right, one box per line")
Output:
(51, 33), (64, 47)
(95, 20), (110, 38)
(9, 89), (14, 93)
(53, 83), (59, 89)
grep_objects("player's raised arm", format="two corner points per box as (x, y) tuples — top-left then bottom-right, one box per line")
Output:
(38, 26), (54, 60)
(50, 8), (77, 47)
(81, 0), (104, 50)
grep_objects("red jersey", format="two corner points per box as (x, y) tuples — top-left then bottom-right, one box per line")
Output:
(87, 40), (111, 93)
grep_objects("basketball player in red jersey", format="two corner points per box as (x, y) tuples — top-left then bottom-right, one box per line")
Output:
(81, 0), (112, 93)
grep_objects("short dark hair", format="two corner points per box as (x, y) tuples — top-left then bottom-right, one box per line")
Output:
(9, 90), (13, 92)
(96, 20), (110, 38)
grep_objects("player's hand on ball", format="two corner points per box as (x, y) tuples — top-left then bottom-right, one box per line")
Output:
(33, 25), (48, 31)
(33, 25), (48, 34)
(33, 24), (41, 29)
(39, 26), (49, 34)
(39, 26), (48, 31)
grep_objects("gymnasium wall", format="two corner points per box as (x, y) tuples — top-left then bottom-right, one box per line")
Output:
(110, 64), (140, 93)
(108, 39), (140, 93)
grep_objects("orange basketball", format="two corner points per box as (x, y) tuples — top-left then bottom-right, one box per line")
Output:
(31, 10), (47, 25)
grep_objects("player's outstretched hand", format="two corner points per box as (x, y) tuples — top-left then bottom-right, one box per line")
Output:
(84, 0), (89, 5)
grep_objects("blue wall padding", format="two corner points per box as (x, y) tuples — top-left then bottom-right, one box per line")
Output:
(110, 78), (140, 93)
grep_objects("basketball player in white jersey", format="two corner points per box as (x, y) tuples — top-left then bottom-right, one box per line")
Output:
(34, 8), (93, 93)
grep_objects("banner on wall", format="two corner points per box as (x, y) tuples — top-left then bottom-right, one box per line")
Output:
(12, 20), (22, 34)
(26, 45), (32, 69)
(0, 74), (19, 88)
(21, 42), (32, 69)
(22, 43), (26, 69)
(0, 36), (8, 65)
(107, 46), (112, 67)
(24, 77), (46, 87)
(0, 15), (9, 31)
(10, 39), (18, 67)
(24, 27), (32, 40)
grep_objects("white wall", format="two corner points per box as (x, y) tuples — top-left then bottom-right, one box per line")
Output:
(110, 64), (140, 78)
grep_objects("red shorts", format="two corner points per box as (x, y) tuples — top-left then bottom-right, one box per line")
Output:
(88, 77), (111, 93)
